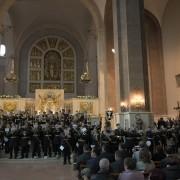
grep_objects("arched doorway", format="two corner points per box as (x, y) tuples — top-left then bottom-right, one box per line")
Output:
(6, 0), (107, 115)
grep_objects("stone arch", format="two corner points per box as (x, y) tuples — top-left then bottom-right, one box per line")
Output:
(144, 10), (167, 115)
(2, 0), (107, 114)
(79, 0), (104, 30)
(27, 36), (76, 96)
(17, 26), (85, 98)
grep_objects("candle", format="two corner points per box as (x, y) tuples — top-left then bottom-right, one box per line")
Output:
(11, 59), (14, 73)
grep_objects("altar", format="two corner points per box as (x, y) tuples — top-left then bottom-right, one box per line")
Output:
(35, 89), (64, 113)
(64, 97), (99, 115)
(0, 97), (34, 113)
(0, 89), (99, 116)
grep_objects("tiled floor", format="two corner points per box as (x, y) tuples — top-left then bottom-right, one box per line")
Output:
(0, 159), (77, 180)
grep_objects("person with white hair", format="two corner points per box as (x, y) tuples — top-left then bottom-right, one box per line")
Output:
(91, 158), (113, 180)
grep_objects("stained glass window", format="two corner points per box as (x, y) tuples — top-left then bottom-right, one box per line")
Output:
(28, 36), (76, 94)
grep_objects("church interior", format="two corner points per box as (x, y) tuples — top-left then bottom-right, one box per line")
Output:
(0, 0), (180, 180)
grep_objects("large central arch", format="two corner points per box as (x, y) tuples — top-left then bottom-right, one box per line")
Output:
(1, 0), (107, 115)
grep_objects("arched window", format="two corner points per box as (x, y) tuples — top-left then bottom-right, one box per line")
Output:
(28, 36), (76, 95)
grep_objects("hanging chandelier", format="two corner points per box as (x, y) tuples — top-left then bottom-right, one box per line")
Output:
(80, 62), (91, 83)
(4, 58), (17, 83)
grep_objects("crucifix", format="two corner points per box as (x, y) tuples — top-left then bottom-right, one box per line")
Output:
(173, 101), (180, 119)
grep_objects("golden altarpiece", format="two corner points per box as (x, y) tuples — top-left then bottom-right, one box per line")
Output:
(0, 36), (99, 116)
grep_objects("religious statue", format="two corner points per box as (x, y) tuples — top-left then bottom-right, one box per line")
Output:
(135, 114), (143, 130)
(44, 50), (61, 81)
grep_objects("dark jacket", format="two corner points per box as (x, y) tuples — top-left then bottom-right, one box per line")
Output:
(86, 157), (99, 174)
(110, 159), (124, 173)
(152, 152), (166, 161)
(91, 169), (113, 180)
(163, 165), (180, 180)
(77, 152), (91, 165)
(98, 152), (114, 162)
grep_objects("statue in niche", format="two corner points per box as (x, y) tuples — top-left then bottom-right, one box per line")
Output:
(135, 114), (143, 130)
(44, 50), (61, 81)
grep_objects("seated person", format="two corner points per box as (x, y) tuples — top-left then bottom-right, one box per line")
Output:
(149, 168), (166, 180)
(162, 160), (180, 180)
(76, 144), (91, 166)
(81, 148), (100, 178)
(110, 150), (125, 173)
(90, 158), (113, 180)
(118, 143), (131, 158)
(152, 145), (166, 161)
(98, 144), (114, 162)
(132, 141), (146, 162)
(76, 144), (91, 179)
(118, 157), (144, 180)
(160, 147), (180, 168)
(136, 148), (155, 173)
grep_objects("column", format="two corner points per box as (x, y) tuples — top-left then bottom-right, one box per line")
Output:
(113, 0), (152, 129)
(97, 27), (107, 121)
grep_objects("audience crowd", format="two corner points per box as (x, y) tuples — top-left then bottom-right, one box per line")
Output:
(0, 110), (180, 180)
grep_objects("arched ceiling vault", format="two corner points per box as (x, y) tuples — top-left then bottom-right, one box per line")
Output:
(0, 0), (170, 32)
(92, 0), (170, 26)
(0, 0), (104, 33)
(0, 0), (15, 31)
(144, 0), (169, 25)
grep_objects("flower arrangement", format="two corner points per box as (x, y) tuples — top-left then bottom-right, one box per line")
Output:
(0, 95), (21, 99)
(77, 96), (97, 99)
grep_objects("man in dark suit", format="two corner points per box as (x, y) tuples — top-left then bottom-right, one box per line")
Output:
(98, 144), (114, 162)
(110, 150), (124, 174)
(62, 137), (71, 164)
(76, 144), (91, 178)
(86, 148), (100, 175)
(20, 130), (30, 158)
(31, 131), (41, 158)
(43, 131), (52, 158)
(9, 131), (19, 159)
(76, 144), (91, 166)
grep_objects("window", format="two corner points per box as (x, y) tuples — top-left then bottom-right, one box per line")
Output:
(28, 36), (76, 94)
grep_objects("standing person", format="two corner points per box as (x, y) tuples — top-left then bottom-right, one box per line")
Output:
(61, 137), (71, 164)
(43, 131), (52, 158)
(20, 130), (30, 159)
(9, 131), (19, 159)
(31, 131), (41, 158)
(53, 130), (61, 158)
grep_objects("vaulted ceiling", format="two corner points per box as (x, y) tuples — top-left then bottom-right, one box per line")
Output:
(144, 0), (169, 24)
(93, 0), (169, 24)
(0, 0), (171, 31)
